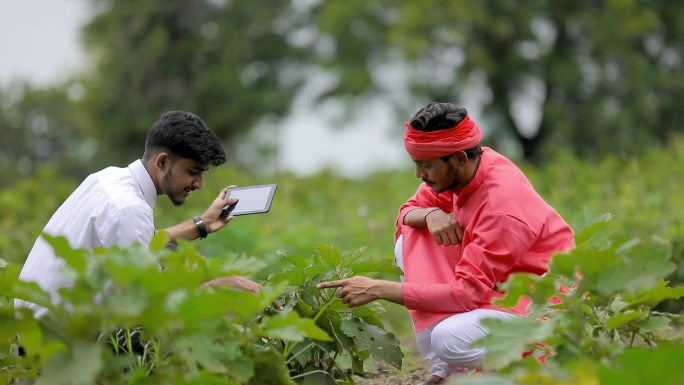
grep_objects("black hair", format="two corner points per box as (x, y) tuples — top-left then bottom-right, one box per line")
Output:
(410, 102), (482, 160)
(143, 111), (226, 166)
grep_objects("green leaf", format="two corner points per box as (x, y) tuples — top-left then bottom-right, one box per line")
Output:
(277, 249), (309, 269)
(349, 255), (402, 275)
(35, 343), (103, 385)
(475, 316), (556, 371)
(247, 350), (295, 385)
(300, 368), (336, 385)
(268, 268), (307, 286)
(175, 335), (229, 375)
(595, 240), (674, 296)
(314, 244), (343, 269)
(605, 309), (649, 329)
(494, 273), (556, 308)
(572, 210), (614, 246)
(624, 280), (684, 308)
(636, 315), (671, 333)
(263, 311), (333, 342)
(42, 234), (89, 274)
(600, 346), (684, 385)
(340, 318), (403, 369)
(149, 230), (170, 252)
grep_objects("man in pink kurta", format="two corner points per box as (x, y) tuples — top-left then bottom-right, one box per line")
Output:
(319, 103), (574, 384)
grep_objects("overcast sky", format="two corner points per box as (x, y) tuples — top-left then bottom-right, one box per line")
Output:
(0, 0), (411, 177)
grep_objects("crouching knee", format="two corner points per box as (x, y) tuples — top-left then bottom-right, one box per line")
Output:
(430, 322), (485, 369)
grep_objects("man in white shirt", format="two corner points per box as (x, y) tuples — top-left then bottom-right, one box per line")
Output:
(17, 110), (261, 316)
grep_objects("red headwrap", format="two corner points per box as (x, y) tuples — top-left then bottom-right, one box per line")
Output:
(403, 114), (482, 160)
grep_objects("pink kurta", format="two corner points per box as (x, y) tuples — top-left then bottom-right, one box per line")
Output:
(396, 147), (574, 332)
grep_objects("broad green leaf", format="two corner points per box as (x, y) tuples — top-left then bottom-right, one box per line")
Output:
(314, 244), (343, 269)
(552, 247), (620, 283)
(572, 211), (614, 246)
(247, 350), (295, 385)
(636, 315), (670, 333)
(175, 335), (229, 375)
(475, 316), (556, 371)
(42, 234), (89, 274)
(352, 303), (385, 328)
(216, 256), (267, 276)
(149, 230), (170, 252)
(35, 343), (103, 385)
(604, 309), (649, 329)
(277, 249), (309, 269)
(180, 291), (260, 322)
(494, 273), (556, 308)
(600, 346), (684, 385)
(624, 281), (684, 308)
(263, 311), (332, 342)
(609, 296), (629, 313)
(349, 255), (402, 275)
(341, 246), (369, 268)
(300, 368), (336, 385)
(268, 268), (307, 286)
(595, 241), (674, 296)
(0, 279), (53, 308)
(224, 355), (255, 383)
(340, 318), (403, 369)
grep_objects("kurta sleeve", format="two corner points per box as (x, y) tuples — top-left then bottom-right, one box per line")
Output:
(395, 183), (453, 240)
(402, 213), (537, 313)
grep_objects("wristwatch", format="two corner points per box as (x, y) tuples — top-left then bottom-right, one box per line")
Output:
(192, 215), (208, 239)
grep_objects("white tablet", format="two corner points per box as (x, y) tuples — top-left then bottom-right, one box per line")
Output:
(221, 184), (277, 216)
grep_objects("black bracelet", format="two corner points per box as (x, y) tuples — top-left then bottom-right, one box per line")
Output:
(192, 215), (208, 239)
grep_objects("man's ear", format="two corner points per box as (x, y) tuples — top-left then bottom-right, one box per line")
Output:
(450, 151), (469, 166)
(154, 152), (170, 171)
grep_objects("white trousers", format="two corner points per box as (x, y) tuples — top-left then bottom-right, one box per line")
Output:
(395, 235), (514, 377)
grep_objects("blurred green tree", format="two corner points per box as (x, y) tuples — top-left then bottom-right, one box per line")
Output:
(76, 0), (311, 166)
(0, 83), (86, 184)
(308, 0), (684, 160)
(2, 0), (684, 182)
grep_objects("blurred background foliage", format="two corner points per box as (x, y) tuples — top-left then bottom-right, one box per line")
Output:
(2, 136), (683, 306)
(2, 0), (684, 183)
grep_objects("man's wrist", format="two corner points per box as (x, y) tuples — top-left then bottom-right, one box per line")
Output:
(373, 280), (402, 303)
(424, 208), (441, 222)
(192, 215), (208, 239)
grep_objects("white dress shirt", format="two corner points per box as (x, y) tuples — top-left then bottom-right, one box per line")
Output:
(15, 160), (157, 315)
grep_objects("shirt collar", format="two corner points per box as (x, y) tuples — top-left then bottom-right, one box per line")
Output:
(128, 159), (157, 209)
(453, 147), (489, 207)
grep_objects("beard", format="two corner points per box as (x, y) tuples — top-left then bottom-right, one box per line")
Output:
(163, 169), (186, 206)
(424, 163), (462, 193)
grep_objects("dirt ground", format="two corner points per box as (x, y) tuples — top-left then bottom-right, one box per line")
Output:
(352, 336), (434, 385)
(353, 360), (432, 385)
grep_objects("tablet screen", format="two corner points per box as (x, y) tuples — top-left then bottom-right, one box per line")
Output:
(225, 184), (277, 215)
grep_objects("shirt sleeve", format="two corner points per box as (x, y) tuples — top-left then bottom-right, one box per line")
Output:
(402, 213), (537, 313)
(395, 183), (453, 240)
(99, 204), (155, 248)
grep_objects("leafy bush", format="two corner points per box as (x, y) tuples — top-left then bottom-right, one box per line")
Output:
(0, 233), (401, 384)
(450, 213), (684, 384)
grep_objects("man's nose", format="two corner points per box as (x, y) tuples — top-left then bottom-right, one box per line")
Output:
(415, 167), (425, 179)
(192, 176), (204, 190)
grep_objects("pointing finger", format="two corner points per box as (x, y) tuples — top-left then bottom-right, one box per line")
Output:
(317, 280), (345, 289)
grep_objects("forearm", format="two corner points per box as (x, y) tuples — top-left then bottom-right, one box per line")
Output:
(162, 218), (203, 244)
(403, 207), (441, 228)
(372, 280), (404, 305)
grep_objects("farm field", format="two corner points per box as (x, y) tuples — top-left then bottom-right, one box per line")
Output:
(2, 138), (684, 384)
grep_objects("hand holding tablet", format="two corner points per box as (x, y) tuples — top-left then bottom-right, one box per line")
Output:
(220, 184), (277, 217)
